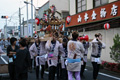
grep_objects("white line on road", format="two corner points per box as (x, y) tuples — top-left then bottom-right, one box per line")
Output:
(0, 56), (8, 64)
(99, 72), (120, 80)
(85, 68), (120, 80)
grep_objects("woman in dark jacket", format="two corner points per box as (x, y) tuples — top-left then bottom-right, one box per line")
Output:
(7, 37), (19, 80)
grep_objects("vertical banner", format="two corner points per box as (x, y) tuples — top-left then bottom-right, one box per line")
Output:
(28, 24), (32, 37)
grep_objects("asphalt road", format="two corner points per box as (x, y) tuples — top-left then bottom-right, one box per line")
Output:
(1, 68), (120, 80)
(0, 55), (120, 80)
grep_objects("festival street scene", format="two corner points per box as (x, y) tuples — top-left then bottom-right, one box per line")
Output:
(0, 0), (120, 80)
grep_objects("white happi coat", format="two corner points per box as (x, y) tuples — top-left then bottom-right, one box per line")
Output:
(82, 42), (90, 62)
(29, 41), (47, 66)
(91, 38), (106, 64)
(45, 40), (60, 67)
(59, 44), (67, 69)
(67, 40), (85, 71)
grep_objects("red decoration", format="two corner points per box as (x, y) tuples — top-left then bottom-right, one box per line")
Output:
(43, 14), (48, 22)
(104, 23), (110, 30)
(46, 25), (51, 31)
(40, 28), (44, 31)
(35, 31), (37, 34)
(59, 25), (63, 31)
(66, 16), (71, 24)
(78, 35), (89, 41)
(51, 5), (56, 15)
(35, 18), (40, 25)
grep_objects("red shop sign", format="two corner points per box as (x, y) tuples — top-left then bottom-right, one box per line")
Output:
(65, 1), (120, 27)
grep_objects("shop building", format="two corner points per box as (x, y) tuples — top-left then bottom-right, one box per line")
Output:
(66, 0), (120, 62)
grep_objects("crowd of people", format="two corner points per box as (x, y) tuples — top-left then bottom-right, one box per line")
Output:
(0, 31), (106, 80)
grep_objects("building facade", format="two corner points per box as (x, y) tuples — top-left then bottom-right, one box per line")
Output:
(66, 0), (120, 62)
(4, 26), (17, 39)
(21, 19), (35, 37)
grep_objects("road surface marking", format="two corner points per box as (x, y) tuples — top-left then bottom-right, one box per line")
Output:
(99, 72), (120, 80)
(85, 68), (120, 80)
(0, 56), (8, 64)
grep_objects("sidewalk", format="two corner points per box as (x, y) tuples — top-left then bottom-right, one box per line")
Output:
(86, 59), (120, 79)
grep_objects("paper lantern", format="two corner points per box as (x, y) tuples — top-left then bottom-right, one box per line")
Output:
(66, 16), (71, 24)
(104, 23), (110, 30)
(35, 18), (40, 25)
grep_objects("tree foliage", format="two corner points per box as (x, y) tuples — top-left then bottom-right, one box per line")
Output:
(110, 34), (120, 63)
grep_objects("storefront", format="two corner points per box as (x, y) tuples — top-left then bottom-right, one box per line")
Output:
(65, 1), (120, 62)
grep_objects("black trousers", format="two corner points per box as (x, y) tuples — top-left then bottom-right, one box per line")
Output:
(80, 62), (86, 76)
(8, 63), (16, 80)
(61, 68), (68, 80)
(57, 63), (62, 80)
(30, 59), (33, 69)
(49, 66), (56, 80)
(36, 65), (45, 79)
(41, 65), (45, 78)
(16, 73), (28, 80)
(92, 62), (100, 80)
(36, 66), (39, 79)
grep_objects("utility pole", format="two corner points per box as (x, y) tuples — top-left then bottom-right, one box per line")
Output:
(26, 3), (29, 36)
(23, 18), (24, 36)
(19, 8), (21, 37)
(31, 0), (33, 37)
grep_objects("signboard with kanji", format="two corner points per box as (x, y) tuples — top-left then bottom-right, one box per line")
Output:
(65, 1), (120, 27)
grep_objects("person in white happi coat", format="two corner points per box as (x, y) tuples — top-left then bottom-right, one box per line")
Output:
(45, 32), (63, 80)
(59, 38), (68, 80)
(67, 32), (85, 80)
(91, 33), (105, 80)
(80, 39), (90, 77)
(29, 36), (47, 79)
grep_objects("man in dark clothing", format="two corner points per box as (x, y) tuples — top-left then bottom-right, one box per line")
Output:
(15, 38), (31, 80)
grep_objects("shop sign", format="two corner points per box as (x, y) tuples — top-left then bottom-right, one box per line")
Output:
(65, 1), (120, 27)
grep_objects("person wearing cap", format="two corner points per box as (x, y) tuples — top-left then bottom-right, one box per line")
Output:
(67, 31), (85, 80)
(45, 32), (62, 80)
(15, 38), (30, 80)
(91, 33), (106, 80)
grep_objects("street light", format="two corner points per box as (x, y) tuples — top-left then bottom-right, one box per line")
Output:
(24, 1), (37, 37)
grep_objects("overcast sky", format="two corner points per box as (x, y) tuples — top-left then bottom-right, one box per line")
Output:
(0, 0), (48, 29)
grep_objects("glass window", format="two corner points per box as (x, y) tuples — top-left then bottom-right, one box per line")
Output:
(77, 0), (86, 13)
(82, 0), (86, 5)
(82, 5), (86, 11)
(94, 0), (108, 7)
(101, 0), (108, 4)
(78, 2), (81, 7)
(78, 8), (81, 12)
